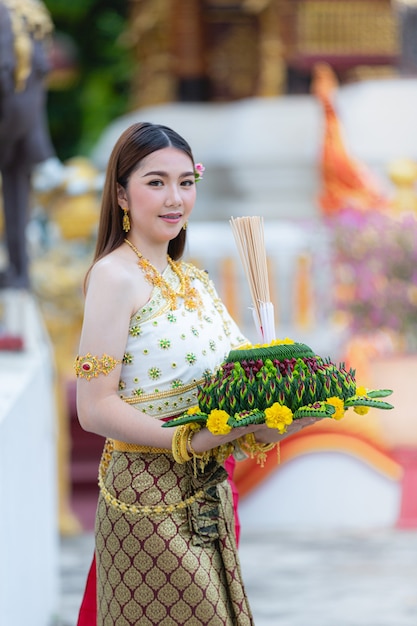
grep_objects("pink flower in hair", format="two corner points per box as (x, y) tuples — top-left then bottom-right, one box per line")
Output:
(194, 163), (205, 182)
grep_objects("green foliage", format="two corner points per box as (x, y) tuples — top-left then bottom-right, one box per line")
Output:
(44, 0), (133, 160)
(44, 0), (97, 21)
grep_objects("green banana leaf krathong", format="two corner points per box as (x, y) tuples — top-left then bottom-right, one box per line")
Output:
(163, 341), (393, 433)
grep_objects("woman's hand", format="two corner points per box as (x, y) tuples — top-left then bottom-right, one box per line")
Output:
(189, 415), (321, 454)
(251, 416), (320, 444)
(189, 419), (265, 455)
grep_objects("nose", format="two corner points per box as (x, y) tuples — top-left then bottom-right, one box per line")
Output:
(165, 184), (182, 207)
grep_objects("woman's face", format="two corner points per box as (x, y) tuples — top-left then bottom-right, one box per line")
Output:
(118, 147), (196, 248)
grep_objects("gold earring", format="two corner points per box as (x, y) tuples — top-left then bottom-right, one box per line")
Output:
(122, 208), (130, 232)
(183, 221), (188, 231)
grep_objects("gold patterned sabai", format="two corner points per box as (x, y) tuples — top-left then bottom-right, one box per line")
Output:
(95, 439), (255, 624)
(74, 353), (122, 380)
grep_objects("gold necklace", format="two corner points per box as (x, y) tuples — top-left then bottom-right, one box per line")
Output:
(124, 238), (203, 311)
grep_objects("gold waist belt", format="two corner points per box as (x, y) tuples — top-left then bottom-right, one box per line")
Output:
(99, 439), (202, 516)
(112, 439), (171, 454)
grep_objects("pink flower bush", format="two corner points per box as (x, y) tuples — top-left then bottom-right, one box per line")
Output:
(330, 208), (417, 344)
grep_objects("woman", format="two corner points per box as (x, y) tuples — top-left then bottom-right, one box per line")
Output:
(75, 122), (314, 625)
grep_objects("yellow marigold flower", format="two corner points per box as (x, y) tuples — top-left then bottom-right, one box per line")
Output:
(187, 406), (201, 415)
(207, 409), (232, 435)
(250, 337), (295, 349)
(354, 406), (370, 415)
(327, 396), (345, 420)
(264, 403), (293, 433)
(355, 386), (368, 397)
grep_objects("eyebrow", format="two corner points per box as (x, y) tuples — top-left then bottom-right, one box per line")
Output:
(141, 170), (195, 178)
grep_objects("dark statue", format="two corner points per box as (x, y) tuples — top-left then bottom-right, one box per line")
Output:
(0, 0), (55, 288)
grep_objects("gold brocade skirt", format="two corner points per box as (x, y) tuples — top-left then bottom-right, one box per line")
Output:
(95, 443), (254, 625)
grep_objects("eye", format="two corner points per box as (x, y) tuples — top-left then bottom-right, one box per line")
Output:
(148, 179), (164, 186)
(181, 179), (195, 187)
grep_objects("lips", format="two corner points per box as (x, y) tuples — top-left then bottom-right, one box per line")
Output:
(160, 212), (182, 221)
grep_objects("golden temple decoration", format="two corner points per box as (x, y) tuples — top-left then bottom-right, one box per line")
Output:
(126, 0), (175, 108)
(207, 18), (258, 100)
(171, 0), (205, 80)
(294, 253), (314, 331)
(297, 1), (399, 56)
(2, 0), (53, 92)
(387, 158), (417, 215)
(123, 0), (403, 106)
(251, 0), (286, 97)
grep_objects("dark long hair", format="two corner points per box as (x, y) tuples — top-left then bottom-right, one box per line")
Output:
(93, 122), (195, 264)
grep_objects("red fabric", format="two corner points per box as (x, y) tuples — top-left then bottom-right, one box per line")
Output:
(77, 457), (240, 626)
(77, 557), (97, 626)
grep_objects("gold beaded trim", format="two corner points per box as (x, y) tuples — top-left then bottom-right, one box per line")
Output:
(121, 377), (204, 403)
(98, 439), (204, 516)
(74, 353), (122, 380)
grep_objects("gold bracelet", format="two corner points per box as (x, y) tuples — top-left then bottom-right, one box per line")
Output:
(213, 442), (235, 465)
(179, 424), (192, 462)
(186, 425), (205, 459)
(172, 425), (190, 464)
(243, 433), (276, 452)
(239, 433), (277, 467)
(172, 423), (201, 464)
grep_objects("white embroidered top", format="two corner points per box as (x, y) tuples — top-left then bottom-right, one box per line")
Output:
(119, 262), (247, 419)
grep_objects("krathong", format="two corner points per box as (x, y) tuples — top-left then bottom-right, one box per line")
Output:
(163, 216), (393, 435)
(163, 339), (393, 434)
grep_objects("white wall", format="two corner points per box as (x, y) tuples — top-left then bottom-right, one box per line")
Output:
(0, 291), (59, 626)
(90, 95), (322, 221)
(91, 78), (417, 223)
(239, 452), (401, 533)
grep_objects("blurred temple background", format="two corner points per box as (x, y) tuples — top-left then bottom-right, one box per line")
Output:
(2, 1), (417, 624)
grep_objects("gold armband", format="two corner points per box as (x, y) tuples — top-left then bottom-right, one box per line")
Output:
(74, 353), (122, 380)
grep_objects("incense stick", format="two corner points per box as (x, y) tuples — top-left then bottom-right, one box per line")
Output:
(230, 216), (275, 342)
